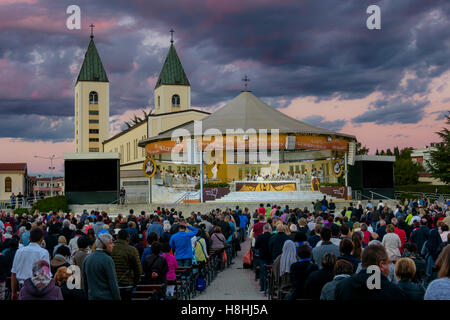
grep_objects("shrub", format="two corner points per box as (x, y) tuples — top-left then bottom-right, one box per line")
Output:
(397, 192), (415, 203)
(318, 182), (343, 187)
(31, 196), (69, 213)
(13, 208), (29, 216)
(395, 184), (450, 194)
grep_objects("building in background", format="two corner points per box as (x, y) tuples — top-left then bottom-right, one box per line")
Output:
(0, 163), (34, 202)
(32, 176), (65, 198)
(411, 142), (445, 185)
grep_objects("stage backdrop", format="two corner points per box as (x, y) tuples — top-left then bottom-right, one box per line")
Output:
(236, 181), (296, 192)
(65, 158), (120, 204)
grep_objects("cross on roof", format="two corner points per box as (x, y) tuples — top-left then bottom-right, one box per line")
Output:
(170, 29), (175, 44)
(90, 24), (95, 39)
(242, 75), (250, 91)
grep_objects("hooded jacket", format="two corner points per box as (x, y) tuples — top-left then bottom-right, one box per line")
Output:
(335, 269), (407, 300)
(19, 279), (63, 300)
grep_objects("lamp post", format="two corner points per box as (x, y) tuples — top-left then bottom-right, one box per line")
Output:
(34, 154), (60, 197)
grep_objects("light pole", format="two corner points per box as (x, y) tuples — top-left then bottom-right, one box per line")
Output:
(34, 154), (61, 197)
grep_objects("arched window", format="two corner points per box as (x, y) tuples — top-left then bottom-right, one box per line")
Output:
(172, 94), (180, 107)
(5, 177), (12, 193)
(89, 91), (98, 105)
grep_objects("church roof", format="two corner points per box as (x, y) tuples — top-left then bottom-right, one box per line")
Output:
(141, 91), (356, 144)
(76, 38), (109, 83)
(155, 44), (190, 89)
(0, 163), (27, 171)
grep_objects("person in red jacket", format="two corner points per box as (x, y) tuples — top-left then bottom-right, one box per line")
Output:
(392, 218), (406, 250)
(252, 215), (266, 240)
(258, 203), (266, 216)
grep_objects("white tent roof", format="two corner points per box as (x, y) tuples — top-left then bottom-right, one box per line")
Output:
(140, 91), (355, 145)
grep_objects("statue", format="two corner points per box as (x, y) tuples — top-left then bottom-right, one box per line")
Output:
(211, 162), (218, 180)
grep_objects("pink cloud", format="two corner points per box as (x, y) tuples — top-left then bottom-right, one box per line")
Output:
(0, 138), (73, 175)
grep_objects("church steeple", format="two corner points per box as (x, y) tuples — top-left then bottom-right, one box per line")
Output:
(155, 41), (190, 89)
(154, 30), (191, 115)
(76, 35), (108, 83)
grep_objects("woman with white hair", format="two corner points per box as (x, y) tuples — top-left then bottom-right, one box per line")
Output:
(160, 221), (172, 244)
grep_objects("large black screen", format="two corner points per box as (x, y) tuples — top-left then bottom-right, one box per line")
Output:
(362, 161), (394, 188)
(65, 159), (118, 192)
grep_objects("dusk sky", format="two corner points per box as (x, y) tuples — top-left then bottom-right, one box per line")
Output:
(1, 0), (449, 176)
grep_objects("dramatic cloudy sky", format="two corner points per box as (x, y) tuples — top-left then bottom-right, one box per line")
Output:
(1, 0), (449, 175)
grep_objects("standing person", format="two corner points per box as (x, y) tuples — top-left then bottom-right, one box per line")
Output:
(93, 216), (105, 236)
(120, 186), (126, 205)
(147, 216), (164, 238)
(410, 219), (430, 254)
(210, 227), (226, 255)
(17, 192), (23, 209)
(82, 233), (120, 300)
(18, 260), (63, 300)
(275, 239), (297, 294)
(21, 223), (32, 247)
(254, 224), (273, 293)
(110, 230), (142, 300)
(312, 228), (340, 269)
(382, 224), (402, 263)
(289, 244), (319, 299)
(142, 242), (168, 285)
(304, 253), (337, 299)
(10, 193), (16, 210)
(320, 260), (354, 300)
(239, 211), (248, 242)
(0, 238), (19, 300)
(337, 238), (360, 273)
(161, 242), (178, 298)
(251, 215), (266, 241)
(395, 258), (425, 300)
(268, 224), (290, 262)
(169, 222), (198, 267)
(424, 245), (450, 300)
(334, 244), (406, 300)
(71, 236), (90, 283)
(10, 227), (50, 300)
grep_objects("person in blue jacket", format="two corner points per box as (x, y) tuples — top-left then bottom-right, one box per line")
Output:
(169, 222), (198, 267)
(239, 213), (248, 242)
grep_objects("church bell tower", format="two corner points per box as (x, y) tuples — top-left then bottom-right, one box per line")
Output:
(74, 25), (110, 153)
(154, 29), (191, 115)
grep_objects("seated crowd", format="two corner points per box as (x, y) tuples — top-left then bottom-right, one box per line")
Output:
(249, 197), (450, 300)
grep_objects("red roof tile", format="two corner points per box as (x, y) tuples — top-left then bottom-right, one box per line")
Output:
(0, 163), (27, 171)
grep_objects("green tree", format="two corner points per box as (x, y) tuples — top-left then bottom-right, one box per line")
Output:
(427, 112), (450, 184)
(386, 148), (393, 156)
(394, 146), (400, 158)
(394, 159), (420, 185)
(399, 147), (413, 160)
(356, 142), (370, 155)
(380, 150), (385, 155)
(376, 149), (379, 155)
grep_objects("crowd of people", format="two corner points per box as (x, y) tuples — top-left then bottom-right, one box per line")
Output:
(248, 197), (450, 300)
(0, 206), (249, 300)
(0, 195), (449, 301)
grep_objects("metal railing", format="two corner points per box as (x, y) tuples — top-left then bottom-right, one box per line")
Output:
(369, 191), (394, 201)
(352, 190), (371, 200)
(175, 191), (200, 203)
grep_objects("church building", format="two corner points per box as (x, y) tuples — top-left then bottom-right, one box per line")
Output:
(74, 30), (209, 187)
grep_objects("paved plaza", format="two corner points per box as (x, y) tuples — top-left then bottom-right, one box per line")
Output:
(193, 239), (266, 300)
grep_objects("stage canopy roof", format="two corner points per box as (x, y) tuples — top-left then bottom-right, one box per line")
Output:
(139, 90), (356, 146)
